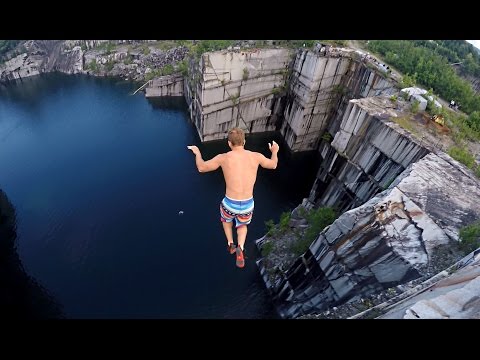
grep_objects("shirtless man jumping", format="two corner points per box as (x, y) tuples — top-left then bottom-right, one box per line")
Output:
(187, 128), (279, 268)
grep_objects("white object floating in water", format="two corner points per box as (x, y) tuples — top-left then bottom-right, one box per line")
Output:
(178, 211), (184, 215)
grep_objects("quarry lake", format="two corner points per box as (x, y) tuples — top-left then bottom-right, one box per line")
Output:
(0, 73), (318, 318)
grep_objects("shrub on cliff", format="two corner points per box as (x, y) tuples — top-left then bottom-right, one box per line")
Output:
(176, 60), (188, 76)
(459, 220), (480, 254)
(264, 211), (291, 237)
(304, 207), (337, 244)
(448, 146), (476, 169)
(411, 99), (420, 113)
(87, 59), (99, 73)
(291, 207), (337, 256)
(466, 111), (480, 132)
(193, 40), (236, 56)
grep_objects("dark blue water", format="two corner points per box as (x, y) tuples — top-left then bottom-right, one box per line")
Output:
(0, 73), (318, 318)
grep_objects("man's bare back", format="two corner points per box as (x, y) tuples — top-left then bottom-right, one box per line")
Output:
(216, 148), (275, 199)
(187, 141), (278, 200)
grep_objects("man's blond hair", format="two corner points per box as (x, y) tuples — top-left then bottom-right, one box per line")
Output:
(228, 128), (245, 146)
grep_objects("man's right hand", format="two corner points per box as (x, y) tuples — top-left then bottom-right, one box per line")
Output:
(268, 140), (279, 153)
(187, 145), (200, 156)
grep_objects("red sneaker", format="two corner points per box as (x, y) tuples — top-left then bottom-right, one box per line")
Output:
(227, 242), (236, 255)
(236, 247), (245, 268)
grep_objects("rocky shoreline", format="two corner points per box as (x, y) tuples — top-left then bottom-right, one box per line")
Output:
(257, 199), (466, 319)
(0, 40), (189, 85)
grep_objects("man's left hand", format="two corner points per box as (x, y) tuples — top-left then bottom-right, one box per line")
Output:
(187, 145), (200, 156)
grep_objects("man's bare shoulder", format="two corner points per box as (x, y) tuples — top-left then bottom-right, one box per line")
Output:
(247, 150), (264, 157)
(217, 152), (227, 161)
(245, 150), (264, 162)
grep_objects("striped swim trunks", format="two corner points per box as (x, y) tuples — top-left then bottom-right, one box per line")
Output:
(220, 196), (254, 228)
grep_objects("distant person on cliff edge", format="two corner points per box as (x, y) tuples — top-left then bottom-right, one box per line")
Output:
(187, 128), (279, 268)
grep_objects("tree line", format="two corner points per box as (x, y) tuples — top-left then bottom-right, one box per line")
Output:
(367, 40), (480, 116)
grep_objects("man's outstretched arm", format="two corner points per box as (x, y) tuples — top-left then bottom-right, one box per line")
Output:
(258, 140), (279, 169)
(187, 145), (222, 173)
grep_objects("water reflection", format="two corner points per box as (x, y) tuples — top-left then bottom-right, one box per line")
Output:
(0, 189), (63, 319)
(0, 73), (137, 110)
(147, 96), (187, 110)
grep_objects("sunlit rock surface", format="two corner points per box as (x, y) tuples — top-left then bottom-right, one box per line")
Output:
(258, 152), (480, 318)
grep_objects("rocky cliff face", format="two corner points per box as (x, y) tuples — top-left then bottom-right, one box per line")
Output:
(281, 49), (397, 152)
(280, 51), (350, 152)
(186, 47), (399, 149)
(0, 40), (84, 82)
(308, 97), (429, 213)
(145, 75), (184, 97)
(185, 48), (293, 141)
(257, 151), (480, 318)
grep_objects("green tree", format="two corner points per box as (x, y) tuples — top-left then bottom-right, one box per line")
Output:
(467, 111), (480, 131)
(367, 40), (480, 115)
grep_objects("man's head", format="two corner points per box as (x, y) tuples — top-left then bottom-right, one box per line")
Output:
(227, 128), (245, 148)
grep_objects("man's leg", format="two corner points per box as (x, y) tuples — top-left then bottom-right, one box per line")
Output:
(220, 200), (238, 254)
(236, 225), (247, 251)
(234, 224), (247, 268)
(222, 221), (234, 245)
(235, 207), (253, 252)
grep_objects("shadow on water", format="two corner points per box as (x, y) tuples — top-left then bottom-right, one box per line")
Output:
(0, 189), (64, 319)
(147, 96), (188, 111)
(0, 73), (76, 107)
(203, 131), (320, 212)
(0, 73), (138, 109)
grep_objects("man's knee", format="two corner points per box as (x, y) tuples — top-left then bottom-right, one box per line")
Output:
(236, 223), (249, 231)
